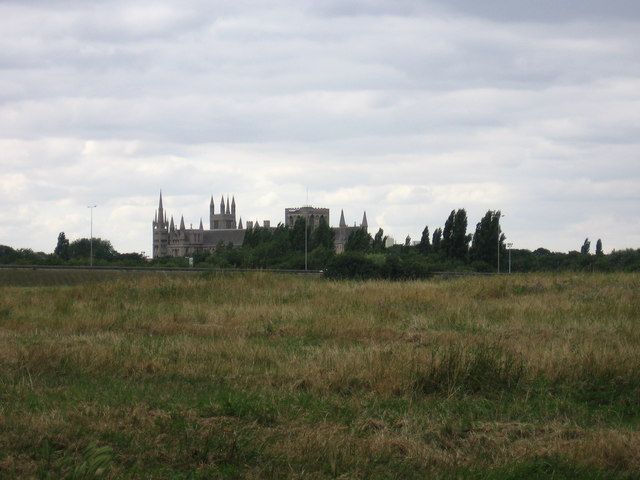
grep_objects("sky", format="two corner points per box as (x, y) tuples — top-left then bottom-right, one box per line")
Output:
(1, 0), (639, 254)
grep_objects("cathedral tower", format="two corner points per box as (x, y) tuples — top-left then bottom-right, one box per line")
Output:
(152, 191), (169, 258)
(210, 194), (238, 229)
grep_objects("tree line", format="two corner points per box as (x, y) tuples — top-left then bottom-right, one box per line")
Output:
(185, 209), (640, 277)
(0, 210), (638, 276)
(0, 233), (145, 266)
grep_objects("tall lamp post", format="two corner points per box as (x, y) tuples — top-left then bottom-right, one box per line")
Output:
(304, 211), (308, 271)
(304, 189), (309, 271)
(87, 204), (97, 267)
(507, 242), (513, 274)
(497, 213), (505, 274)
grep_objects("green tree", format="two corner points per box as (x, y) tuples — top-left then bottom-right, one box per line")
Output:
(372, 228), (387, 252)
(0, 245), (18, 264)
(418, 226), (431, 254)
(68, 238), (118, 261)
(242, 226), (256, 247)
(311, 217), (334, 250)
(580, 238), (591, 255)
(595, 239), (603, 256)
(345, 228), (371, 252)
(441, 210), (455, 256)
(54, 232), (70, 260)
(441, 209), (470, 260)
(432, 227), (442, 252)
(451, 209), (470, 260)
(289, 217), (307, 251)
(469, 210), (504, 267)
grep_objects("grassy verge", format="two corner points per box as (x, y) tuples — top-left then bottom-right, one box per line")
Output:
(1, 272), (639, 478)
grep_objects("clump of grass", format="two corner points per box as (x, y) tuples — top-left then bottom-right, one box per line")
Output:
(37, 441), (113, 479)
(413, 343), (526, 396)
(470, 455), (636, 480)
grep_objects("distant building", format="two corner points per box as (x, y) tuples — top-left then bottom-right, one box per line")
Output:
(152, 192), (368, 258)
(285, 206), (368, 254)
(285, 206), (330, 229)
(334, 209), (368, 254)
(152, 192), (246, 258)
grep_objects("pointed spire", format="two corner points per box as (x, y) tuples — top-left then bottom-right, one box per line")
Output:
(170, 215), (175, 232)
(361, 211), (368, 228)
(199, 218), (203, 230)
(231, 196), (236, 214)
(238, 217), (243, 229)
(220, 195), (225, 213)
(339, 209), (346, 228)
(180, 215), (185, 230)
(156, 190), (164, 225)
(210, 195), (215, 213)
(226, 195), (230, 214)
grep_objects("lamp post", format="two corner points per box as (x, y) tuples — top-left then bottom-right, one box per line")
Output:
(497, 213), (505, 274)
(506, 242), (513, 274)
(304, 189), (309, 271)
(304, 211), (308, 271)
(87, 204), (97, 267)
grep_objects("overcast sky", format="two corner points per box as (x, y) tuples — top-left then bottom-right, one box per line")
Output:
(1, 0), (639, 254)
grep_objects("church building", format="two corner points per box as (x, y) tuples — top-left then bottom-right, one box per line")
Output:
(152, 192), (368, 258)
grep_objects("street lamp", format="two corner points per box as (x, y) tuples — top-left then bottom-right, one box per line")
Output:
(87, 204), (97, 267)
(304, 210), (309, 271)
(304, 189), (310, 271)
(506, 242), (513, 274)
(498, 213), (505, 274)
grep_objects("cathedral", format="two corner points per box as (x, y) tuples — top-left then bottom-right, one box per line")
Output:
(152, 192), (368, 258)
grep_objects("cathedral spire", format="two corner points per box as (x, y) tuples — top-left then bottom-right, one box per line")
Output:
(170, 215), (175, 232)
(157, 190), (164, 225)
(180, 215), (185, 230)
(210, 195), (215, 214)
(199, 218), (204, 230)
(231, 196), (236, 216)
(226, 195), (230, 214)
(339, 209), (346, 228)
(361, 211), (368, 229)
(238, 217), (243, 229)
(220, 195), (225, 214)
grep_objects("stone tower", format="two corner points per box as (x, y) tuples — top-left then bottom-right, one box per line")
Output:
(209, 194), (238, 229)
(152, 191), (169, 258)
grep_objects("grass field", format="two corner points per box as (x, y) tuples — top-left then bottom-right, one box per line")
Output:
(1, 272), (639, 478)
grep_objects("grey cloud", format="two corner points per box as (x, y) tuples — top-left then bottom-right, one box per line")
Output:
(0, 0), (639, 253)
(432, 0), (640, 22)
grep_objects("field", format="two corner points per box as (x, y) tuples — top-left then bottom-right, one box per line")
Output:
(1, 271), (639, 479)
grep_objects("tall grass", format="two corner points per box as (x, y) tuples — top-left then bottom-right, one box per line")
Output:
(0, 272), (639, 478)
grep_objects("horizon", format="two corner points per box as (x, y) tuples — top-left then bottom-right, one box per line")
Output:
(4, 189), (626, 256)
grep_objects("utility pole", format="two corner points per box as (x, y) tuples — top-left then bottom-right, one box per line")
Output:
(304, 188), (309, 271)
(304, 210), (308, 271)
(87, 204), (97, 267)
(497, 213), (505, 274)
(507, 242), (513, 274)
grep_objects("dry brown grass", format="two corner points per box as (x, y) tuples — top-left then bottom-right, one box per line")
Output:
(0, 272), (639, 478)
